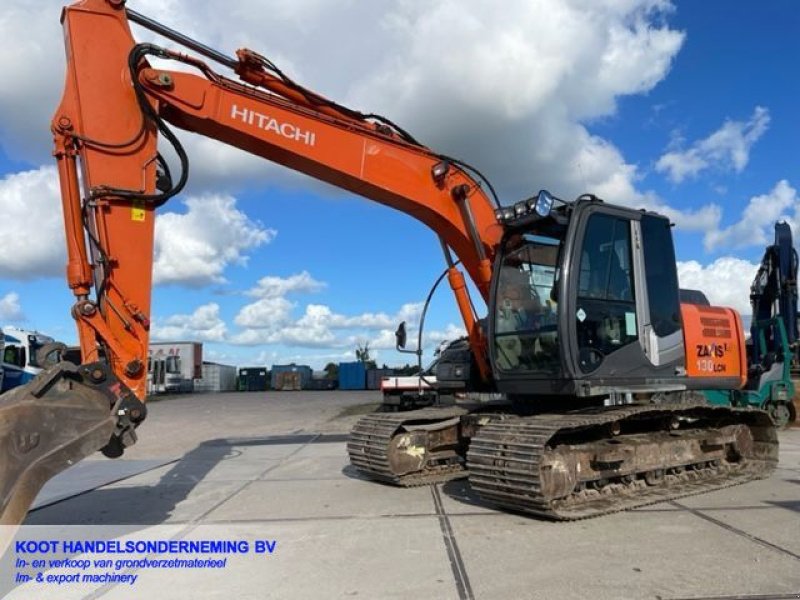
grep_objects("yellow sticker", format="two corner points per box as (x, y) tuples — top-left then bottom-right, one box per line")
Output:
(131, 200), (145, 222)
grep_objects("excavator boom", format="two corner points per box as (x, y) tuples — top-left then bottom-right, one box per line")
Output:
(0, 0), (780, 529)
(0, 0), (501, 526)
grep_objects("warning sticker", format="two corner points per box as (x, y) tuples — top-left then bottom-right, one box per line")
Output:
(131, 200), (145, 222)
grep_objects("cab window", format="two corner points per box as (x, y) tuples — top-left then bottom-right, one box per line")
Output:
(3, 345), (25, 368)
(166, 355), (181, 374)
(576, 214), (637, 372)
(494, 234), (561, 375)
(641, 215), (681, 337)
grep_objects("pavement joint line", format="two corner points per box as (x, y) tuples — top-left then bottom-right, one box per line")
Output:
(257, 477), (355, 482)
(191, 433), (323, 523)
(670, 500), (800, 562)
(81, 434), (322, 600)
(110, 476), (351, 485)
(664, 593), (800, 600)
(431, 484), (475, 600)
(49, 511), (507, 527)
(634, 504), (790, 513)
(200, 511), (505, 524)
(201, 432), (349, 447)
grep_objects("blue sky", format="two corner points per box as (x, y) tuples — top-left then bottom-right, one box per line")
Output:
(0, 1), (796, 369)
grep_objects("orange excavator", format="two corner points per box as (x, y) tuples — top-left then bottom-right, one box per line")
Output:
(0, 0), (778, 526)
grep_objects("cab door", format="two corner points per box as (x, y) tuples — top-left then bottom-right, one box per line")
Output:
(565, 206), (684, 390)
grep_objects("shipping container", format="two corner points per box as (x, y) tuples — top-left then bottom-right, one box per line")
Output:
(239, 366), (269, 391)
(194, 361), (237, 392)
(274, 371), (301, 391)
(338, 361), (367, 390)
(367, 368), (394, 390)
(270, 364), (312, 391)
(148, 341), (202, 394)
(306, 378), (338, 391)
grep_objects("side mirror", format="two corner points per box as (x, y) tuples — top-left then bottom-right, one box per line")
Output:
(395, 321), (407, 350)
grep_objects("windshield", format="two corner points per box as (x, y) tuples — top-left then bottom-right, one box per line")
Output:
(493, 234), (561, 375)
(27, 334), (54, 368)
(166, 355), (182, 374)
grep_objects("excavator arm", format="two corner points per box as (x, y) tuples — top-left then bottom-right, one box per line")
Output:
(0, 0), (502, 526)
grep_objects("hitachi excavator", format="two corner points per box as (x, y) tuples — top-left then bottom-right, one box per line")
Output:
(0, 0), (779, 527)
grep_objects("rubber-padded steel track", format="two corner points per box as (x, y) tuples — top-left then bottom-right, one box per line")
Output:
(467, 403), (778, 520)
(347, 406), (468, 486)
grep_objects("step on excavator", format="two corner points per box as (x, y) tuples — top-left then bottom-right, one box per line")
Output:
(0, 0), (781, 529)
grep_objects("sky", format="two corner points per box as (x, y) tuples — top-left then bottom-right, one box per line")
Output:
(0, 0), (797, 370)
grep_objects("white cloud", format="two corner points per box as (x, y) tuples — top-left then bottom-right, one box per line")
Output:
(246, 271), (325, 298)
(426, 323), (467, 345)
(656, 201), (722, 233)
(234, 297), (294, 328)
(151, 302), (227, 342)
(0, 166), (65, 278)
(0, 292), (24, 321)
(366, 329), (400, 351)
(366, 321), (466, 351)
(301, 301), (422, 330)
(656, 106), (770, 183)
(2, 1), (688, 206)
(230, 300), (425, 348)
(6, 0), (777, 366)
(677, 258), (758, 315)
(703, 180), (797, 251)
(154, 194), (275, 286)
(0, 168), (274, 287)
(267, 322), (339, 347)
(2, 1), (735, 271)
(257, 349), (354, 368)
(338, 0), (685, 207)
(0, 2), (65, 162)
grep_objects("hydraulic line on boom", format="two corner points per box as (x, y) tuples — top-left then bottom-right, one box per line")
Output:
(1, 0), (500, 527)
(0, 0), (783, 529)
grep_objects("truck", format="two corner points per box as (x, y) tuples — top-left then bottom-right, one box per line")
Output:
(380, 340), (456, 411)
(147, 341), (202, 394)
(0, 327), (57, 393)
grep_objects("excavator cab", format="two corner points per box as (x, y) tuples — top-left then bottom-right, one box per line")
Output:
(488, 193), (740, 399)
(0, 1), (777, 533)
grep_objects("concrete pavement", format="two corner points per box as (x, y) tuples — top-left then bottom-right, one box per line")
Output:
(2, 391), (799, 600)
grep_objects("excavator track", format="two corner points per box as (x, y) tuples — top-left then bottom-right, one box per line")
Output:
(467, 403), (778, 520)
(347, 406), (469, 486)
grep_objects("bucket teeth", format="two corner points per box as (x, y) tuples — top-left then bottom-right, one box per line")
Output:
(0, 363), (118, 528)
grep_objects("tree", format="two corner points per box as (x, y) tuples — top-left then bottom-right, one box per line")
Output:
(355, 342), (377, 370)
(355, 342), (371, 363)
(323, 362), (338, 380)
(398, 363), (421, 376)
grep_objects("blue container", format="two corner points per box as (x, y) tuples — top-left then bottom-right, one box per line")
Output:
(338, 361), (367, 390)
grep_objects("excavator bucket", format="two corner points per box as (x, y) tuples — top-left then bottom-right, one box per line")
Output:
(0, 362), (118, 528)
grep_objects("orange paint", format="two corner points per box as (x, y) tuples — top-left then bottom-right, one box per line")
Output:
(680, 303), (747, 388)
(54, 0), (501, 399)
